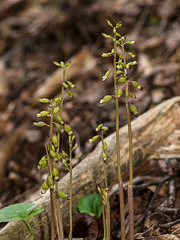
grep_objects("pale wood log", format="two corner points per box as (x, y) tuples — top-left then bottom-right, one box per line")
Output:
(32, 50), (98, 99)
(0, 97), (180, 240)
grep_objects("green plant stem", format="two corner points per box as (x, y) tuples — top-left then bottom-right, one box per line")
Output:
(68, 146), (73, 240)
(24, 219), (37, 240)
(122, 43), (134, 240)
(101, 131), (110, 240)
(102, 205), (107, 240)
(49, 105), (55, 240)
(113, 31), (126, 240)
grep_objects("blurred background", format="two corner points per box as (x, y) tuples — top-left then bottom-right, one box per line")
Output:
(0, 0), (179, 209)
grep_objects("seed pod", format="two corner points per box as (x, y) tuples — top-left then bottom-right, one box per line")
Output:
(67, 81), (75, 88)
(116, 21), (122, 28)
(67, 91), (74, 98)
(95, 124), (103, 132)
(118, 89), (123, 98)
(33, 122), (49, 127)
(41, 181), (49, 193)
(102, 53), (112, 57)
(106, 19), (113, 28)
(38, 98), (50, 103)
(53, 61), (63, 67)
(99, 95), (112, 104)
(132, 81), (143, 90)
(54, 107), (59, 114)
(57, 191), (68, 199)
(102, 126), (108, 131)
(102, 152), (107, 161)
(52, 167), (59, 177)
(55, 176), (59, 181)
(127, 52), (136, 58)
(62, 82), (68, 88)
(56, 115), (64, 124)
(38, 160), (47, 169)
(52, 135), (58, 147)
(51, 144), (55, 152)
(125, 41), (136, 45)
(130, 104), (138, 117)
(89, 135), (99, 143)
(129, 92), (136, 98)
(102, 70), (110, 81)
(118, 77), (126, 83)
(47, 175), (54, 187)
(54, 98), (61, 104)
(64, 124), (71, 133)
(102, 33), (112, 39)
(103, 142), (107, 151)
(36, 111), (49, 117)
(50, 150), (56, 159)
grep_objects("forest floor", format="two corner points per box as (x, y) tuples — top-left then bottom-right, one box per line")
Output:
(0, 0), (180, 239)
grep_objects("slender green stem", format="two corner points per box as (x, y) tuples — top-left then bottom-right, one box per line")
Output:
(102, 205), (107, 240)
(54, 67), (66, 240)
(113, 30), (126, 240)
(68, 146), (73, 240)
(122, 43), (134, 240)
(101, 130), (110, 240)
(24, 219), (37, 240)
(49, 104), (56, 240)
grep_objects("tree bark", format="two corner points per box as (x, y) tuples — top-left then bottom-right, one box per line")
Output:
(0, 97), (179, 240)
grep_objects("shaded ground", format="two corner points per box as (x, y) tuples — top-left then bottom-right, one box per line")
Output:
(0, 0), (180, 239)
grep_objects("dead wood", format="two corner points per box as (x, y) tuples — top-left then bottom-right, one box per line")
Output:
(0, 96), (179, 240)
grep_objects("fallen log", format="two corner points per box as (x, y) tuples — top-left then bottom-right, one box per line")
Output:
(0, 97), (179, 240)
